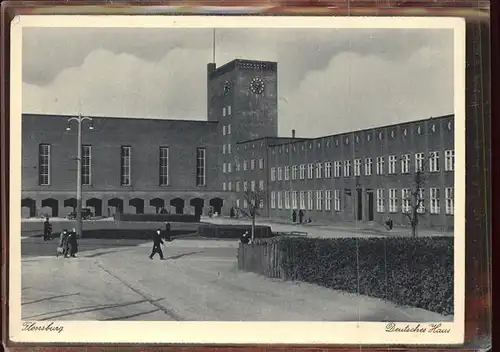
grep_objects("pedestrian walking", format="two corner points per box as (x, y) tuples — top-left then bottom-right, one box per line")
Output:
(298, 209), (304, 224)
(240, 230), (251, 244)
(43, 217), (52, 241)
(292, 210), (297, 223)
(67, 228), (78, 257)
(164, 222), (172, 242)
(385, 217), (394, 231)
(149, 229), (165, 260)
(58, 229), (69, 258)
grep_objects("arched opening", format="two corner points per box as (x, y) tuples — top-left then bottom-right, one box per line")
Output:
(21, 198), (36, 218)
(129, 198), (145, 214)
(150, 198), (165, 214)
(190, 198), (204, 219)
(64, 198), (77, 211)
(86, 198), (103, 217)
(170, 198), (185, 215)
(108, 198), (124, 216)
(209, 197), (224, 215)
(41, 198), (59, 217)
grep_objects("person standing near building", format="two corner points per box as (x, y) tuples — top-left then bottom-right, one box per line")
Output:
(164, 222), (172, 242)
(298, 209), (304, 224)
(67, 228), (78, 258)
(149, 229), (165, 260)
(43, 217), (52, 241)
(292, 210), (297, 223)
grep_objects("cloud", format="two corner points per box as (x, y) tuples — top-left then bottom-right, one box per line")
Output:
(22, 28), (455, 138)
(279, 45), (453, 137)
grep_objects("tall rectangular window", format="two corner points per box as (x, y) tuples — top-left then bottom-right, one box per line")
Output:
(292, 191), (298, 209)
(259, 158), (264, 169)
(285, 166), (290, 181)
(243, 160), (248, 171)
(259, 180), (264, 191)
(376, 157), (385, 175)
(251, 159), (256, 170)
(354, 159), (361, 176)
(236, 160), (241, 172)
(271, 167), (276, 181)
(159, 147), (169, 186)
(292, 165), (298, 180)
(227, 144), (231, 154)
(430, 187), (440, 214)
(401, 154), (410, 174)
(277, 167), (283, 181)
(38, 144), (51, 185)
(324, 162), (332, 178)
(365, 157), (372, 176)
(389, 188), (398, 213)
(236, 181), (240, 192)
(284, 191), (290, 209)
(299, 191), (306, 210)
(315, 162), (323, 179)
(120, 146), (131, 186)
(445, 150), (455, 171)
(401, 188), (410, 213)
(277, 191), (283, 209)
(243, 181), (248, 192)
(316, 190), (323, 210)
(196, 147), (206, 186)
(228, 105), (232, 116)
(271, 192), (276, 209)
(82, 145), (92, 186)
(325, 190), (332, 211)
(388, 155), (397, 175)
(222, 145), (227, 155)
(299, 164), (305, 180)
(334, 190), (341, 211)
(344, 160), (351, 177)
(227, 162), (232, 173)
(227, 124), (232, 135)
(415, 153), (424, 172)
(376, 189), (385, 213)
(429, 151), (440, 172)
(445, 187), (454, 215)
(307, 191), (313, 210)
(307, 164), (314, 179)
(334, 161), (341, 178)
(251, 180), (256, 192)
(417, 188), (426, 213)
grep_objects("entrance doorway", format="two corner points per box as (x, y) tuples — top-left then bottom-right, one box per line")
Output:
(367, 190), (374, 221)
(356, 188), (363, 221)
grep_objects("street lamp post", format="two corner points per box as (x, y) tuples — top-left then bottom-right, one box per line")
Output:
(67, 114), (93, 239)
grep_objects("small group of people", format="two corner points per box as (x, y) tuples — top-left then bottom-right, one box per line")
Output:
(57, 228), (79, 258)
(291, 209), (311, 224)
(149, 222), (172, 260)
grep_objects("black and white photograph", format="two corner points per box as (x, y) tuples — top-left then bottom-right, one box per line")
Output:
(10, 15), (465, 345)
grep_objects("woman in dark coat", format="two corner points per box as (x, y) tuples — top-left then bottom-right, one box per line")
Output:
(67, 228), (78, 257)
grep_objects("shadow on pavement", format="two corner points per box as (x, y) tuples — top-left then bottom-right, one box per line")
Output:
(166, 251), (205, 260)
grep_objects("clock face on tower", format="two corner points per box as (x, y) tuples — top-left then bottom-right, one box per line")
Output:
(223, 81), (231, 95)
(250, 77), (265, 95)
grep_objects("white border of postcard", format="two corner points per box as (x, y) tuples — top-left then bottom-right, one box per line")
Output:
(10, 14), (466, 345)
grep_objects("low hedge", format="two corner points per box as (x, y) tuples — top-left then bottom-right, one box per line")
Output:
(115, 213), (200, 223)
(241, 236), (453, 316)
(197, 224), (274, 239)
(46, 229), (195, 240)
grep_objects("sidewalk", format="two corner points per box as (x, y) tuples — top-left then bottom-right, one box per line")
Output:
(201, 216), (452, 238)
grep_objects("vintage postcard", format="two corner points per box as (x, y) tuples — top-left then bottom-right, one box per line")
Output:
(9, 15), (465, 345)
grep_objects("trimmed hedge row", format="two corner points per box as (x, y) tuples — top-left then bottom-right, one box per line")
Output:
(115, 213), (200, 223)
(239, 236), (453, 316)
(197, 224), (274, 239)
(45, 229), (195, 240)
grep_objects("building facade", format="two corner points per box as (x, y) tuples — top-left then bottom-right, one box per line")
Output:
(232, 115), (455, 230)
(21, 57), (455, 230)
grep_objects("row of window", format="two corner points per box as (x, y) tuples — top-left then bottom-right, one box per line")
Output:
(222, 124), (232, 136)
(37, 144), (207, 187)
(236, 198), (265, 210)
(270, 121), (454, 155)
(222, 180), (265, 192)
(270, 150), (455, 181)
(223, 158), (265, 174)
(269, 187), (454, 215)
(222, 105), (232, 117)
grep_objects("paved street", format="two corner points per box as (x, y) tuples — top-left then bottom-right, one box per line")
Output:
(21, 236), (452, 322)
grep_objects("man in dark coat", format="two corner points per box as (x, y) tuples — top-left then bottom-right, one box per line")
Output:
(164, 222), (172, 242)
(43, 217), (52, 241)
(149, 229), (165, 260)
(292, 210), (297, 223)
(298, 209), (304, 224)
(67, 228), (78, 258)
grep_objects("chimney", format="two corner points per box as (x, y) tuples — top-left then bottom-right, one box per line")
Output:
(292, 129), (296, 138)
(207, 63), (216, 76)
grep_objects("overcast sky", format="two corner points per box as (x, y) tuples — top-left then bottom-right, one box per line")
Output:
(22, 27), (455, 138)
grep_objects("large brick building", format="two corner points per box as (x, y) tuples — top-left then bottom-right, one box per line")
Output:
(21, 58), (455, 230)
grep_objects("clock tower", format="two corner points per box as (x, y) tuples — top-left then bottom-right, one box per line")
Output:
(206, 59), (278, 141)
